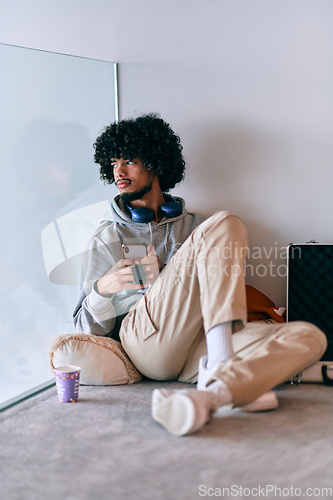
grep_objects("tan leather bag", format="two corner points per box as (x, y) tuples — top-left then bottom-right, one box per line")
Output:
(246, 285), (285, 323)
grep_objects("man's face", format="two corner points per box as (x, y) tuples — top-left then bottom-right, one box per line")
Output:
(34, 162), (73, 199)
(112, 157), (154, 203)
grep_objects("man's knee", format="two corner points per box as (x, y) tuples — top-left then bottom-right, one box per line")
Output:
(284, 321), (327, 357)
(204, 210), (242, 228)
(301, 321), (327, 353)
(209, 210), (235, 224)
(195, 211), (247, 243)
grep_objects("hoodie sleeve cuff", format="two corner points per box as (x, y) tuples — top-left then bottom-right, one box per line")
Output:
(86, 281), (115, 319)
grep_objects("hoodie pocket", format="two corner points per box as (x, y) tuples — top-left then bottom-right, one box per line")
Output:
(137, 275), (189, 341)
(133, 298), (157, 341)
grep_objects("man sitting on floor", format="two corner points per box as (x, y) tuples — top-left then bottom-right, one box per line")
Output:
(74, 113), (327, 436)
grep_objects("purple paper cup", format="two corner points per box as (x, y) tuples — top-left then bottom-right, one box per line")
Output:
(54, 365), (81, 403)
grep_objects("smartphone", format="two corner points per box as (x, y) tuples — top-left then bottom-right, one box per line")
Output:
(122, 244), (148, 286)
(122, 243), (147, 260)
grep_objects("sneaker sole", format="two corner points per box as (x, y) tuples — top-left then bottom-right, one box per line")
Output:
(152, 389), (196, 436)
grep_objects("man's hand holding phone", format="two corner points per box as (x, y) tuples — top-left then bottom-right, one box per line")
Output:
(138, 245), (161, 285)
(96, 244), (161, 297)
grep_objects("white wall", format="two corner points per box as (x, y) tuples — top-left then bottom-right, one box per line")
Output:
(1, 0), (333, 305)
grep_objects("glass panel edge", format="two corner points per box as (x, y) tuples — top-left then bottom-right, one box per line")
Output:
(0, 379), (55, 412)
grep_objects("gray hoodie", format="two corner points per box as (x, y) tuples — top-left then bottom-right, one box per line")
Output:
(73, 195), (206, 339)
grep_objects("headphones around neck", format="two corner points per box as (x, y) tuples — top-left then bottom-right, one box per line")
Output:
(126, 197), (183, 223)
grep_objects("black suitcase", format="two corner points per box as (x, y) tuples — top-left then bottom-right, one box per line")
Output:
(287, 241), (333, 384)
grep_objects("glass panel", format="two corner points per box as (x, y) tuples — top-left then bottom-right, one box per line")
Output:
(0, 44), (118, 410)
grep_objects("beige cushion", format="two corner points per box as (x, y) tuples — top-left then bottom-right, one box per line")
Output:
(49, 333), (142, 385)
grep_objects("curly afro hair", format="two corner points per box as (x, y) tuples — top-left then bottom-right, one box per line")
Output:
(94, 113), (186, 192)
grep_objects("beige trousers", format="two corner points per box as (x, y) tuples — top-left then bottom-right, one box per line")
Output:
(120, 212), (327, 407)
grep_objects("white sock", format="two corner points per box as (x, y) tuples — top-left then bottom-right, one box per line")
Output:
(206, 321), (235, 369)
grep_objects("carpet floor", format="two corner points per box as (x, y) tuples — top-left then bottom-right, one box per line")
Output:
(0, 380), (332, 500)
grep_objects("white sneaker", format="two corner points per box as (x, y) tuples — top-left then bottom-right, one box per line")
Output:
(152, 388), (217, 436)
(197, 356), (278, 412)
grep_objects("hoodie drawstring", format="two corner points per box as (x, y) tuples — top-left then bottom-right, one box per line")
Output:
(149, 221), (169, 253)
(163, 222), (170, 253)
(149, 222), (154, 248)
